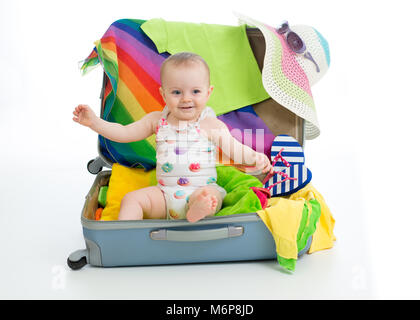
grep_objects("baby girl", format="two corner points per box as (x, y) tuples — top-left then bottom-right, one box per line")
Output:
(73, 52), (273, 222)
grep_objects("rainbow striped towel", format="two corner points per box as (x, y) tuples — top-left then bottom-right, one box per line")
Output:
(80, 19), (169, 170)
(80, 19), (276, 169)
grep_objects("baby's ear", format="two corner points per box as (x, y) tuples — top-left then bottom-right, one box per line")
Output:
(159, 87), (165, 100)
(208, 86), (214, 96)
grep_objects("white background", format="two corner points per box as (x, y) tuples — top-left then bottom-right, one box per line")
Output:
(1, 0), (419, 299)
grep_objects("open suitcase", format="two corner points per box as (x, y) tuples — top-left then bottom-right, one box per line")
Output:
(68, 23), (311, 270)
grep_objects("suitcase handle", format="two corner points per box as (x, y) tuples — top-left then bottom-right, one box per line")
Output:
(150, 226), (244, 242)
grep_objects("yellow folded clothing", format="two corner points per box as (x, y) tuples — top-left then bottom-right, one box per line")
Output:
(257, 197), (306, 260)
(256, 183), (335, 270)
(100, 163), (157, 221)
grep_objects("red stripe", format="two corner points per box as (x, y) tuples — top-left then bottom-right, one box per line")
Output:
(117, 46), (164, 105)
(102, 79), (112, 109)
(86, 50), (98, 60)
(101, 36), (116, 46)
(100, 36), (164, 107)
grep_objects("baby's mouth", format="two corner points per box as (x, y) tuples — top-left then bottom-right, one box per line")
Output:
(179, 105), (195, 110)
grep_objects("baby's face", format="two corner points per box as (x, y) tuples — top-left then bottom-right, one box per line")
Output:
(159, 62), (213, 122)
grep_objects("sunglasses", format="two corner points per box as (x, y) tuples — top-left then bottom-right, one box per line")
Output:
(277, 21), (320, 73)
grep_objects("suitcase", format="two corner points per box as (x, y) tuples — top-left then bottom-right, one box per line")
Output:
(68, 25), (310, 270)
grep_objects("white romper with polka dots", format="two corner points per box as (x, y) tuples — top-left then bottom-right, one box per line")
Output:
(155, 106), (227, 220)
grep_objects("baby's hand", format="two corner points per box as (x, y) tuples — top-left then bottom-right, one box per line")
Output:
(73, 104), (97, 128)
(255, 152), (273, 174)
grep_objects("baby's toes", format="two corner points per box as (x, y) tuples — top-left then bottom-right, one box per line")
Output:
(209, 196), (218, 210)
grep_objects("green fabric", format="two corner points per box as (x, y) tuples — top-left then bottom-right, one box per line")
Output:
(213, 167), (322, 272)
(276, 199), (322, 271)
(277, 255), (297, 272)
(98, 186), (108, 207)
(215, 165), (262, 216)
(140, 18), (270, 115)
(297, 199), (321, 253)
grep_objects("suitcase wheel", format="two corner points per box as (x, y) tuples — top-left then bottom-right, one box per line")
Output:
(67, 256), (88, 270)
(67, 249), (88, 270)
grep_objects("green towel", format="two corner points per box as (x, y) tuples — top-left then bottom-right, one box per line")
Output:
(215, 165), (262, 216)
(141, 18), (269, 115)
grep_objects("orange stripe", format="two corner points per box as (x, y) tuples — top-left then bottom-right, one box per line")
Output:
(99, 36), (164, 115)
(100, 37), (118, 56)
(118, 46), (164, 105)
(217, 148), (235, 165)
(101, 37), (164, 106)
(118, 58), (163, 113)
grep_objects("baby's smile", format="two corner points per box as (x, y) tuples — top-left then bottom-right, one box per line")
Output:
(178, 104), (197, 114)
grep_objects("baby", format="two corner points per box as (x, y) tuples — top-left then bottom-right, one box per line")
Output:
(73, 52), (273, 222)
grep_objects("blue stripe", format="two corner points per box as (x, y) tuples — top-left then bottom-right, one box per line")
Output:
(273, 173), (277, 196)
(271, 151), (304, 157)
(269, 165), (313, 197)
(112, 20), (170, 59)
(282, 172), (286, 194)
(113, 20), (159, 51)
(99, 135), (116, 163)
(274, 164), (302, 170)
(264, 178), (271, 192)
(272, 141), (302, 147)
(313, 28), (330, 67)
(289, 167), (294, 191)
(238, 105), (257, 115)
(307, 167), (312, 183)
(99, 136), (156, 170)
(298, 164), (303, 185)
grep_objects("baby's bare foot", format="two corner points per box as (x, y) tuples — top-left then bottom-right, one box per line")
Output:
(186, 190), (218, 223)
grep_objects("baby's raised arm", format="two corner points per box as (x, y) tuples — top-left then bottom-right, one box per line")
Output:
(201, 117), (273, 174)
(73, 104), (161, 143)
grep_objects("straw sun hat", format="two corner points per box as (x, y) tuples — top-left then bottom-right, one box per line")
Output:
(234, 12), (331, 140)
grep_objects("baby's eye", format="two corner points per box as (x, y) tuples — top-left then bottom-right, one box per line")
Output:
(172, 90), (181, 95)
(193, 89), (201, 94)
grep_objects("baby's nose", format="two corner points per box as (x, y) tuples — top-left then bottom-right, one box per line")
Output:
(182, 94), (192, 102)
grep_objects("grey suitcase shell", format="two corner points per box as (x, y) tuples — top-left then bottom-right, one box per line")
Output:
(68, 171), (311, 269)
(68, 28), (310, 270)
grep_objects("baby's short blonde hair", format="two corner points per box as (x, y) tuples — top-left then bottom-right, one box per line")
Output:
(160, 52), (210, 86)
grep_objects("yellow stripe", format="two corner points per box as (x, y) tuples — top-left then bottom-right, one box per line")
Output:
(116, 80), (156, 149)
(101, 47), (118, 64)
(117, 79), (146, 120)
(146, 134), (156, 148)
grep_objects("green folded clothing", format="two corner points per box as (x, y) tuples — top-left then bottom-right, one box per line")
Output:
(215, 165), (262, 216)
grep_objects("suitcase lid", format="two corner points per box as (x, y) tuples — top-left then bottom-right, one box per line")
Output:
(81, 20), (304, 170)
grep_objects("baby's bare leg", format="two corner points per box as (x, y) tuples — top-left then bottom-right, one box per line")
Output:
(118, 186), (166, 220)
(186, 186), (224, 223)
